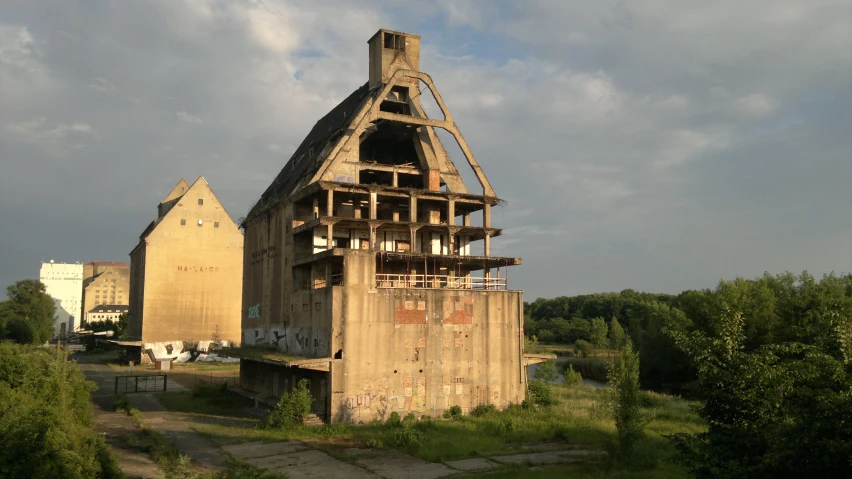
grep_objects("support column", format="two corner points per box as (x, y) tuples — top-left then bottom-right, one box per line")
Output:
(483, 202), (491, 229)
(409, 194), (418, 223)
(463, 213), (470, 226)
(327, 223), (334, 251)
(369, 192), (377, 220)
(369, 225), (377, 251)
(410, 226), (418, 254)
(326, 189), (334, 217)
(312, 197), (319, 219)
(484, 233), (491, 257)
(448, 199), (455, 226)
(393, 170), (398, 188)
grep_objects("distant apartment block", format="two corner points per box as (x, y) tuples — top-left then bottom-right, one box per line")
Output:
(82, 261), (129, 327)
(125, 177), (243, 363)
(39, 260), (83, 337)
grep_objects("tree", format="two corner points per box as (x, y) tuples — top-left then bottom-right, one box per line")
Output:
(590, 317), (609, 347)
(665, 275), (852, 479)
(0, 280), (55, 344)
(606, 340), (645, 460)
(533, 359), (559, 382)
(609, 316), (626, 349)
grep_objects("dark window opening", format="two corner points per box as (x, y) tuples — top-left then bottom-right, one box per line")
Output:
(198, 198), (203, 205)
(383, 33), (405, 51)
(334, 349), (342, 359)
(180, 219), (186, 225)
(214, 221), (220, 228)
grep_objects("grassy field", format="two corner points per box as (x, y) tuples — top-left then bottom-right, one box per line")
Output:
(164, 382), (703, 478)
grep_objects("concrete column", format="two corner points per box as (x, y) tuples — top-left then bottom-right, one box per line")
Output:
(483, 202), (491, 229)
(484, 233), (491, 257)
(409, 195), (418, 223)
(393, 170), (398, 188)
(448, 200), (455, 226)
(369, 192), (377, 220)
(369, 225), (377, 251)
(312, 197), (319, 218)
(392, 205), (400, 222)
(463, 213), (470, 226)
(410, 227), (417, 253)
(327, 224), (334, 250)
(326, 189), (334, 217)
(448, 230), (455, 255)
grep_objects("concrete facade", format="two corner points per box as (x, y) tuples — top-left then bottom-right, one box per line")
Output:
(239, 29), (524, 423)
(39, 261), (84, 336)
(128, 177), (244, 363)
(82, 261), (129, 327)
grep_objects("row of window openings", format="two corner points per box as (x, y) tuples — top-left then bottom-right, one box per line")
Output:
(180, 219), (219, 227)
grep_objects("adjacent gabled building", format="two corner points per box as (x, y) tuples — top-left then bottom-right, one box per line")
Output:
(125, 177), (243, 363)
(239, 29), (525, 423)
(81, 261), (129, 327)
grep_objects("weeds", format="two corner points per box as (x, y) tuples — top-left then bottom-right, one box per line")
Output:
(263, 379), (312, 429)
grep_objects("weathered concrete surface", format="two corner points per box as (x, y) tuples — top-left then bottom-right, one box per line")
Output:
(491, 450), (603, 465)
(444, 458), (496, 471)
(356, 452), (457, 479)
(226, 444), (378, 479)
(222, 441), (309, 458)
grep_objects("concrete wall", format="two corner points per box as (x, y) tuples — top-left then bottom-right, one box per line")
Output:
(330, 250), (524, 423)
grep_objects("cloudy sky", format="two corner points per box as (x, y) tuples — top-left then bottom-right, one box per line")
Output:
(1, 0), (850, 300)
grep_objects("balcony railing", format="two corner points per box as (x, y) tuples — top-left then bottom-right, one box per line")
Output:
(375, 273), (507, 290)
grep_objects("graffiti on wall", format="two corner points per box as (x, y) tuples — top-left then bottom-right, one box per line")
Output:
(333, 176), (356, 184)
(242, 326), (330, 357)
(247, 304), (260, 319)
(142, 340), (235, 363)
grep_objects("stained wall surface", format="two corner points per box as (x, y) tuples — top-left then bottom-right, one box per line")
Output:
(129, 179), (243, 346)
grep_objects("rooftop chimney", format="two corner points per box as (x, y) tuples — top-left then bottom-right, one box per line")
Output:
(368, 29), (421, 89)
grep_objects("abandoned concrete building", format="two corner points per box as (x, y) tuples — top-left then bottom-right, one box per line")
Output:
(239, 29), (525, 422)
(123, 177), (244, 363)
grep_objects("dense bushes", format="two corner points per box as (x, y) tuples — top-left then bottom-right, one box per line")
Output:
(0, 280), (56, 344)
(0, 343), (121, 478)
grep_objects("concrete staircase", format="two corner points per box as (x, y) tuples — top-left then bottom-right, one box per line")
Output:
(303, 413), (325, 426)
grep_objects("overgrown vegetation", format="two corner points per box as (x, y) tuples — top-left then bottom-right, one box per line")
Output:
(263, 379), (312, 429)
(0, 343), (122, 478)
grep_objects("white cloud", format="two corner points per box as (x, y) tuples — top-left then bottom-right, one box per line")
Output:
(176, 111), (204, 125)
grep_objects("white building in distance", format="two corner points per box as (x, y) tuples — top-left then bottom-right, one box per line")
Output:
(39, 260), (83, 337)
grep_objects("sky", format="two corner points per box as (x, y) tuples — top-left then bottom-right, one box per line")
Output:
(1, 0), (850, 300)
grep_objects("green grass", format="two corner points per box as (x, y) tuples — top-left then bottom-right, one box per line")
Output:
(163, 383), (703, 478)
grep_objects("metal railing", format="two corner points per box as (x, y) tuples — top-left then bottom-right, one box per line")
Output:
(115, 374), (168, 393)
(375, 273), (507, 290)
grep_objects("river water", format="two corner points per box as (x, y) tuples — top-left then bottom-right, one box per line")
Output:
(526, 356), (610, 388)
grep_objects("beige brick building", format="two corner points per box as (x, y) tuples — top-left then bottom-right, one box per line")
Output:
(81, 261), (129, 327)
(126, 177), (243, 363)
(238, 29), (530, 423)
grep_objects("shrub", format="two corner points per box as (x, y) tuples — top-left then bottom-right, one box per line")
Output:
(533, 359), (559, 382)
(563, 364), (583, 387)
(386, 411), (402, 427)
(443, 405), (463, 420)
(470, 403), (497, 417)
(527, 379), (558, 406)
(563, 357), (609, 382)
(575, 339), (595, 358)
(263, 379), (312, 429)
(403, 412), (418, 425)
(392, 428), (424, 447)
(365, 438), (384, 448)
